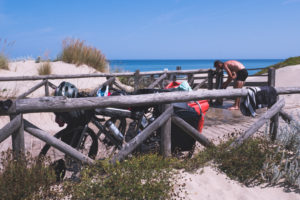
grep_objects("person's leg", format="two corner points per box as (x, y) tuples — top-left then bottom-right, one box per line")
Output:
(228, 81), (244, 110)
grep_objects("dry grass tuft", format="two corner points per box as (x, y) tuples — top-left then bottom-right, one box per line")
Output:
(38, 61), (52, 75)
(0, 54), (9, 70)
(58, 38), (107, 72)
(0, 38), (13, 70)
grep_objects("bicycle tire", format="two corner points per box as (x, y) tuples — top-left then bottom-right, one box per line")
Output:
(39, 126), (98, 181)
(39, 127), (98, 159)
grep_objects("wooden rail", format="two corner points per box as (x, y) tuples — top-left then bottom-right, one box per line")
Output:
(2, 88), (249, 114)
(0, 69), (211, 81)
(2, 87), (299, 115)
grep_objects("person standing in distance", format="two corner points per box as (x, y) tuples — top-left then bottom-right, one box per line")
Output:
(214, 60), (248, 110)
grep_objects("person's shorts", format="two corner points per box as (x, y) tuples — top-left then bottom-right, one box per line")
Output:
(236, 69), (248, 81)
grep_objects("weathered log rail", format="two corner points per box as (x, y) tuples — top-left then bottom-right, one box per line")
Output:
(0, 66), (270, 92)
(2, 87), (300, 115)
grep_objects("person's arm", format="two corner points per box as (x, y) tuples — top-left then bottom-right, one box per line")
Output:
(222, 63), (235, 89)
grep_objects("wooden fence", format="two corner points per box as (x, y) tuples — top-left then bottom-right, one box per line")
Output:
(0, 66), (298, 166)
(0, 66), (272, 90)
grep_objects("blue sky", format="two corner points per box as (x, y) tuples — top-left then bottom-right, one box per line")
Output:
(0, 0), (300, 59)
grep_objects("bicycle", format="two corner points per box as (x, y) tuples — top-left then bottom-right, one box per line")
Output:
(39, 84), (202, 181)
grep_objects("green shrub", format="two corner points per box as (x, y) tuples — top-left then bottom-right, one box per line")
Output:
(178, 134), (276, 186)
(38, 61), (52, 75)
(256, 56), (300, 75)
(0, 53), (9, 70)
(214, 136), (274, 186)
(63, 154), (176, 200)
(0, 151), (59, 200)
(58, 38), (107, 72)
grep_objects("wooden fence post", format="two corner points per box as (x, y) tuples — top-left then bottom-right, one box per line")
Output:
(10, 114), (25, 157)
(44, 79), (49, 96)
(208, 69), (214, 104)
(268, 67), (279, 141)
(160, 69), (168, 88)
(172, 66), (181, 82)
(215, 69), (224, 105)
(188, 74), (194, 87)
(134, 70), (140, 91)
(150, 74), (155, 85)
(161, 104), (172, 157)
(268, 68), (276, 87)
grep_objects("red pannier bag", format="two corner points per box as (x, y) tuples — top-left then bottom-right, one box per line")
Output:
(165, 81), (209, 133)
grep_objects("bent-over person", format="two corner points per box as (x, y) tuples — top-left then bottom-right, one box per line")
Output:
(214, 60), (248, 110)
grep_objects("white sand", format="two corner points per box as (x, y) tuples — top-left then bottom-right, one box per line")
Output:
(0, 60), (106, 98)
(1, 61), (300, 199)
(175, 167), (300, 200)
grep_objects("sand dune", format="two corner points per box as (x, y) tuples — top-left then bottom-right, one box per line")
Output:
(0, 60), (106, 98)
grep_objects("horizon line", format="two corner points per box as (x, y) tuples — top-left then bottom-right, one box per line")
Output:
(108, 58), (285, 61)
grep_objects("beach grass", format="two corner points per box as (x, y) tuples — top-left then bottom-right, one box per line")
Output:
(38, 61), (52, 75)
(0, 54), (9, 70)
(0, 38), (14, 70)
(58, 38), (107, 72)
(256, 56), (300, 75)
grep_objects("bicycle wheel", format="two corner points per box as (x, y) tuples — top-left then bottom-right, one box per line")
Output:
(39, 126), (98, 159)
(76, 127), (98, 159)
(39, 126), (98, 181)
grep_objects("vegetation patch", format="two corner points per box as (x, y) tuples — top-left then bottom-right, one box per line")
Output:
(178, 134), (275, 186)
(0, 53), (9, 70)
(38, 61), (52, 75)
(63, 154), (176, 200)
(1, 122), (300, 199)
(0, 151), (59, 200)
(58, 38), (107, 72)
(0, 39), (13, 70)
(256, 56), (300, 75)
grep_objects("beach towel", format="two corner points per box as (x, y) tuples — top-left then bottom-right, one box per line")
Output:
(240, 86), (277, 117)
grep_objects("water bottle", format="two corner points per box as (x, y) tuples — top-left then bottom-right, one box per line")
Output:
(141, 116), (148, 128)
(105, 120), (124, 142)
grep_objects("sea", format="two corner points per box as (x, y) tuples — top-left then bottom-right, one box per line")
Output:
(108, 59), (282, 75)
